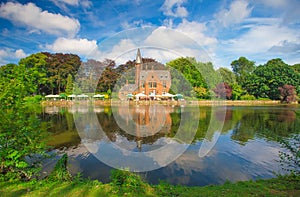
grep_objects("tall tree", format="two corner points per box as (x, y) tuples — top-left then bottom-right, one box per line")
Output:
(231, 57), (255, 87)
(245, 59), (300, 99)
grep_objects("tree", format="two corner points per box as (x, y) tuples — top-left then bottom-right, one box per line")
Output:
(231, 57), (255, 87)
(42, 52), (81, 94)
(213, 83), (232, 100)
(65, 74), (74, 95)
(246, 59), (300, 100)
(18, 53), (48, 95)
(166, 57), (207, 88)
(278, 84), (297, 103)
(217, 67), (236, 85)
(0, 64), (48, 180)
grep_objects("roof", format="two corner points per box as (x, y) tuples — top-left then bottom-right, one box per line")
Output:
(140, 70), (171, 80)
(136, 48), (143, 64)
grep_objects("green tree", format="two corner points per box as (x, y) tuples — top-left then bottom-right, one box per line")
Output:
(0, 63), (49, 180)
(65, 74), (74, 95)
(217, 67), (236, 85)
(231, 57), (255, 87)
(18, 53), (48, 95)
(246, 59), (300, 100)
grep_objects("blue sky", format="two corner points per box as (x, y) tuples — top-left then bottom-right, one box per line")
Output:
(0, 0), (299, 68)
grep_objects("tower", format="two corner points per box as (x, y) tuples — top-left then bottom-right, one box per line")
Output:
(135, 48), (142, 86)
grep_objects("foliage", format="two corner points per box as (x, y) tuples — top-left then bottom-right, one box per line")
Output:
(245, 59), (300, 100)
(47, 154), (72, 182)
(278, 84), (297, 103)
(166, 57), (207, 88)
(0, 106), (48, 181)
(230, 83), (244, 100)
(194, 86), (210, 99)
(65, 74), (74, 95)
(231, 57), (255, 87)
(217, 67), (236, 85)
(279, 134), (300, 175)
(213, 83), (232, 100)
(240, 94), (256, 100)
(110, 169), (146, 194)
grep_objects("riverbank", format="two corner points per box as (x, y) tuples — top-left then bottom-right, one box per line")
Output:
(41, 99), (299, 107)
(1, 174), (299, 196)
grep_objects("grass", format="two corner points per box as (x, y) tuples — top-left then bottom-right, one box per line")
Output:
(0, 174), (299, 197)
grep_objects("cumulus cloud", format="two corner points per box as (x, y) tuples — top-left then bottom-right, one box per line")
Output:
(45, 37), (99, 57)
(225, 24), (298, 54)
(215, 0), (252, 27)
(175, 19), (217, 46)
(161, 0), (188, 18)
(0, 2), (80, 37)
(0, 48), (27, 65)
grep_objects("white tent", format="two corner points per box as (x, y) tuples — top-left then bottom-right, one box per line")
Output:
(77, 94), (89, 98)
(93, 94), (105, 98)
(135, 93), (147, 100)
(162, 93), (175, 97)
(45, 94), (60, 98)
(68, 94), (77, 98)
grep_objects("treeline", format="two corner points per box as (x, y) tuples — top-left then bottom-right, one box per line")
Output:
(0, 52), (300, 105)
(167, 57), (300, 103)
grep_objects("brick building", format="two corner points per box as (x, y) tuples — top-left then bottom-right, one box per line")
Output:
(119, 49), (172, 100)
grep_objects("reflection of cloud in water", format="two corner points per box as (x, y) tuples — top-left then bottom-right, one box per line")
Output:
(83, 137), (187, 172)
(152, 132), (285, 185)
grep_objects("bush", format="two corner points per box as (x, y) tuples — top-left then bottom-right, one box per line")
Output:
(240, 94), (256, 100)
(110, 169), (146, 194)
(23, 95), (43, 104)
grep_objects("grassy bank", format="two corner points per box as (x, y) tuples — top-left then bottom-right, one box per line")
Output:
(1, 174), (299, 197)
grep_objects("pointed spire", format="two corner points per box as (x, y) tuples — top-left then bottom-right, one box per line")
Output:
(136, 48), (143, 64)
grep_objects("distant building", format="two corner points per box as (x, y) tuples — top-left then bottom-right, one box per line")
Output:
(119, 49), (171, 100)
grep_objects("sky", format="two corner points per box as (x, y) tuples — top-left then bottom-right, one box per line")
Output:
(0, 0), (299, 68)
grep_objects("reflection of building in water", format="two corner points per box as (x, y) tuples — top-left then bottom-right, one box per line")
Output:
(119, 49), (172, 100)
(117, 105), (174, 151)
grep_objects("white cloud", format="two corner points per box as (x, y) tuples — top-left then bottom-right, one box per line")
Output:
(0, 48), (27, 65)
(45, 37), (99, 57)
(175, 19), (217, 46)
(254, 0), (300, 24)
(15, 49), (26, 59)
(225, 24), (298, 54)
(215, 0), (252, 27)
(0, 2), (80, 37)
(161, 0), (188, 18)
(52, 0), (92, 8)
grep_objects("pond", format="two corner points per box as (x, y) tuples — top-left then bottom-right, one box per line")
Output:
(41, 104), (300, 186)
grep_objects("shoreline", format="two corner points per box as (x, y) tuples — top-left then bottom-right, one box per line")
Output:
(41, 99), (298, 107)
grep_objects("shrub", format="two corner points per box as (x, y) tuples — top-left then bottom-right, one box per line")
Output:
(240, 94), (256, 100)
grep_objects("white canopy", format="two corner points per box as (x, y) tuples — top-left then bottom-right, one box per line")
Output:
(68, 94), (77, 98)
(77, 94), (89, 98)
(135, 93), (147, 97)
(162, 93), (175, 97)
(45, 94), (60, 98)
(93, 94), (105, 98)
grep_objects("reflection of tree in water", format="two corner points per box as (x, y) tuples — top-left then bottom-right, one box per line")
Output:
(41, 107), (80, 148)
(228, 108), (300, 144)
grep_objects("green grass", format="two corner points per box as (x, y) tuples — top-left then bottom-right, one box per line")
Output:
(0, 174), (299, 197)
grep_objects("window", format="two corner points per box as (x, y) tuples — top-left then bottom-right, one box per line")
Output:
(153, 82), (157, 88)
(141, 81), (145, 88)
(148, 82), (152, 88)
(163, 81), (166, 88)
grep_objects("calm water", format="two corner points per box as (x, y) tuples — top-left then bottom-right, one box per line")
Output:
(41, 104), (299, 186)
